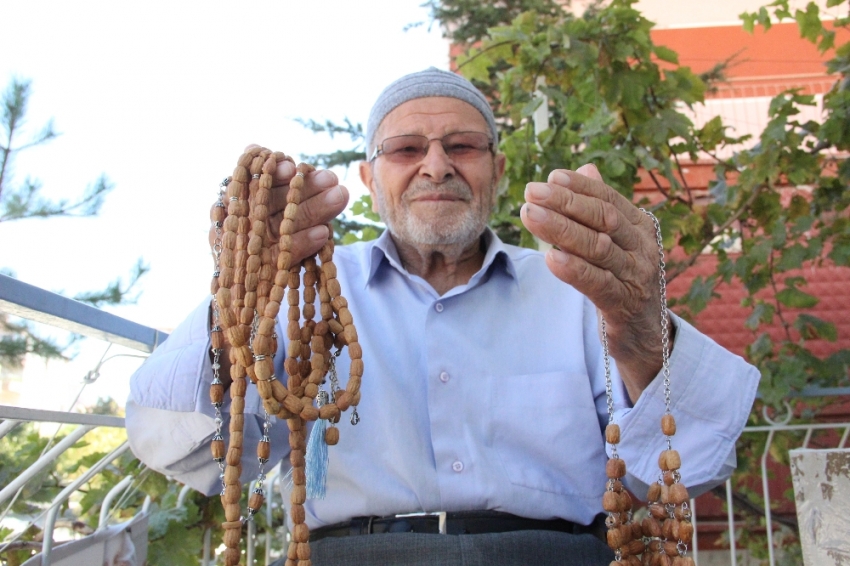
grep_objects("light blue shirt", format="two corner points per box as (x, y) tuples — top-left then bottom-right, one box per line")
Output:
(126, 229), (760, 527)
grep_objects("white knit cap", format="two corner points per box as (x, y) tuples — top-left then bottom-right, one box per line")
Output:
(365, 67), (498, 151)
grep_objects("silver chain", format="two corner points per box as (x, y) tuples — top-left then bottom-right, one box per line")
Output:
(211, 177), (228, 489)
(600, 209), (671, 446)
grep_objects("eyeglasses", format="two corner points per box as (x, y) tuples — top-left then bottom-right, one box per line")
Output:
(369, 131), (494, 164)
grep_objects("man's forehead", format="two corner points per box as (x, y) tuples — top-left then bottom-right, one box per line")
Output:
(377, 97), (489, 137)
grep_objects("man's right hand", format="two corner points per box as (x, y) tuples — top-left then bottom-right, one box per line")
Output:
(209, 144), (350, 266)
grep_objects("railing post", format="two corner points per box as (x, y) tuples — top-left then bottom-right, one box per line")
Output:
(726, 478), (737, 566)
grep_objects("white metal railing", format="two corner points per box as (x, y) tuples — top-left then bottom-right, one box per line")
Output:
(0, 274), (285, 565)
(707, 404), (850, 566)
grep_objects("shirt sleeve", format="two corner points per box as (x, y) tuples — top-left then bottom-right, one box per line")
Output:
(611, 313), (761, 497)
(125, 298), (288, 495)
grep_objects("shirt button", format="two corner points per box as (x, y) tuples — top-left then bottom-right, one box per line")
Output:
(439, 372), (450, 383)
(452, 461), (464, 472)
(435, 302), (444, 312)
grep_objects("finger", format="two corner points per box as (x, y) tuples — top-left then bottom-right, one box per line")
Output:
(291, 180), (349, 234)
(544, 248), (628, 313)
(268, 168), (340, 216)
(520, 200), (633, 276)
(549, 166), (645, 226)
(524, 181), (642, 253)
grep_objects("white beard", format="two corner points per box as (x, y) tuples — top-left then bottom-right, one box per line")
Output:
(374, 176), (494, 249)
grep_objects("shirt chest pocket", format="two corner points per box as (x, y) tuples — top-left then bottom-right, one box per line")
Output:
(488, 370), (607, 496)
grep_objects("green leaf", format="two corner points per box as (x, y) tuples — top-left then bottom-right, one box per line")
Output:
(653, 45), (679, 64)
(776, 287), (819, 308)
(746, 302), (776, 330)
(794, 314), (837, 341)
(795, 2), (822, 43)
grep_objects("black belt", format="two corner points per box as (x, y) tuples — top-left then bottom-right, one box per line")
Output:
(309, 511), (606, 542)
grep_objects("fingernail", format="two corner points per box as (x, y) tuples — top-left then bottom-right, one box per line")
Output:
(308, 225), (328, 241)
(549, 249), (570, 264)
(324, 186), (344, 205)
(550, 170), (570, 187)
(315, 169), (336, 184)
(524, 203), (547, 222)
(525, 182), (551, 200)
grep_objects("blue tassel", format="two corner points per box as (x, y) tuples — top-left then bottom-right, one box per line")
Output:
(305, 418), (328, 499)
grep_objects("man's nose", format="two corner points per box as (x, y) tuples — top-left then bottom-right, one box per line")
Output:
(418, 139), (455, 183)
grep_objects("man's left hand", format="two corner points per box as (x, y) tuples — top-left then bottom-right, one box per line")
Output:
(520, 164), (671, 402)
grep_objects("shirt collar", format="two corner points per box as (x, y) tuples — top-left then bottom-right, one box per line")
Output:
(366, 227), (518, 289)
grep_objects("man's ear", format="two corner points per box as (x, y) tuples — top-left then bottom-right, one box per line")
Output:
(359, 160), (379, 213)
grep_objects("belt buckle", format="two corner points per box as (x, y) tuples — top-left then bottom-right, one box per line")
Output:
(394, 511), (448, 534)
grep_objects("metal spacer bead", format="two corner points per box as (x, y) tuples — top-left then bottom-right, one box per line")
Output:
(261, 435), (270, 444)
(253, 354), (266, 361)
(221, 177), (231, 187)
(252, 173), (261, 179)
(230, 196), (238, 202)
(268, 374), (277, 382)
(214, 200), (226, 208)
(296, 171), (305, 178)
(212, 270), (221, 278)
(212, 377), (223, 386)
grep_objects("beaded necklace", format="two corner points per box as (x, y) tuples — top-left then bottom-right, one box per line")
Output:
(209, 147), (362, 566)
(602, 210), (694, 566)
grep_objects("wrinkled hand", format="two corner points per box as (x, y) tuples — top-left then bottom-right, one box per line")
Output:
(520, 164), (670, 402)
(209, 144), (350, 265)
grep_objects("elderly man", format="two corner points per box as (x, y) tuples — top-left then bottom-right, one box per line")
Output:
(127, 68), (759, 566)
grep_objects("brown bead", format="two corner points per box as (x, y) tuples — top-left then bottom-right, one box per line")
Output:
(660, 484), (670, 504)
(262, 398), (281, 415)
(606, 458), (626, 479)
(304, 383), (319, 398)
(326, 278), (342, 298)
(335, 391), (351, 412)
(605, 424), (620, 444)
(223, 547), (240, 565)
(248, 491), (264, 512)
(224, 502), (241, 522)
(324, 426), (340, 445)
(661, 450), (681, 471)
(350, 359), (364, 378)
(337, 307), (353, 326)
(230, 396), (245, 414)
(642, 516), (662, 538)
(676, 520), (693, 544)
(648, 503), (668, 520)
(342, 324), (358, 344)
(230, 413), (244, 432)
(348, 342), (363, 359)
(290, 503), (305, 524)
(211, 438), (225, 460)
(291, 485), (307, 505)
(661, 413), (676, 436)
(328, 318), (344, 335)
(627, 539), (645, 557)
(663, 541), (679, 557)
(295, 542), (311, 560)
(300, 405), (319, 421)
(662, 516), (676, 540)
(226, 446), (242, 466)
(602, 491), (621, 512)
(229, 430), (243, 449)
(255, 357), (274, 381)
(210, 382), (225, 404)
(618, 490), (632, 511)
(669, 483), (689, 505)
(646, 482), (662, 502)
(231, 377), (247, 397)
(292, 522), (309, 543)
(289, 434), (306, 451)
(319, 404), (340, 421)
(223, 527), (241, 548)
(663, 470), (675, 486)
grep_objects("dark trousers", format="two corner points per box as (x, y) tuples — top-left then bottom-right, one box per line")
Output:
(272, 530), (614, 566)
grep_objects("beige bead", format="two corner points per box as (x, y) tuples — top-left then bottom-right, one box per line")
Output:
(291, 485), (306, 505)
(605, 424), (620, 444)
(325, 426), (340, 445)
(292, 522), (309, 543)
(606, 458), (626, 479)
(224, 502), (241, 522)
(223, 547), (240, 565)
(326, 278), (341, 298)
(669, 483), (689, 505)
(231, 377), (247, 397)
(348, 342), (363, 359)
(350, 359), (364, 378)
(661, 414), (676, 436)
(290, 503), (305, 524)
(342, 324), (358, 344)
(676, 520), (694, 544)
(661, 450), (681, 471)
(642, 516), (662, 538)
(646, 482), (662, 502)
(602, 491), (621, 512)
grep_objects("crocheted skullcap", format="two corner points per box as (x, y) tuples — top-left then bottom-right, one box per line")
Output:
(365, 67), (498, 151)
